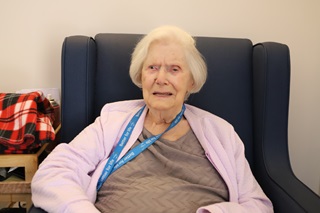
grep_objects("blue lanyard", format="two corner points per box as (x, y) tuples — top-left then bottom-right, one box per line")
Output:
(96, 104), (186, 191)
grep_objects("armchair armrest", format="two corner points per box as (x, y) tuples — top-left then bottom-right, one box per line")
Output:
(253, 42), (320, 213)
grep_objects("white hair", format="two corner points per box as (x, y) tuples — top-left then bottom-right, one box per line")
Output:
(129, 25), (207, 97)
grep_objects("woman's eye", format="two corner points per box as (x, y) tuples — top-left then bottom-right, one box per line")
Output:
(149, 65), (158, 70)
(171, 66), (180, 72)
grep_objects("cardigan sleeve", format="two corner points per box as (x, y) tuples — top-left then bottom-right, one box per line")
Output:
(31, 116), (106, 213)
(197, 129), (273, 213)
(31, 100), (146, 213)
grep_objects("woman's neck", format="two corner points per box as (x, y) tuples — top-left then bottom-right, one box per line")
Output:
(146, 108), (180, 125)
(144, 107), (190, 141)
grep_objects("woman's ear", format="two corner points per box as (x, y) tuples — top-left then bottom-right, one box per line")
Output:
(188, 79), (195, 92)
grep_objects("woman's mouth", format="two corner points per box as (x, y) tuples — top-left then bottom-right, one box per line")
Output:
(153, 92), (173, 97)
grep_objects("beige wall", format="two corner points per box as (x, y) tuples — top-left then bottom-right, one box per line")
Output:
(1, 0), (319, 195)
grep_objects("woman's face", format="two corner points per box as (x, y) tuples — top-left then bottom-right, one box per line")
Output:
(141, 41), (194, 113)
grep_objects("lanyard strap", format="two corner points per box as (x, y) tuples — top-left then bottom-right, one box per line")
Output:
(97, 104), (186, 191)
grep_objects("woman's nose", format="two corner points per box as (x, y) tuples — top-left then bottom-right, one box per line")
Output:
(155, 67), (168, 85)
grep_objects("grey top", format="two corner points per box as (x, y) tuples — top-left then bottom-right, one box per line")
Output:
(95, 128), (229, 213)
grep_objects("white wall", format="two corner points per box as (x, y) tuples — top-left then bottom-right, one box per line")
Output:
(1, 0), (319, 195)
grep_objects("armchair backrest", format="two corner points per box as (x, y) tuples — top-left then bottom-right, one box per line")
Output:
(60, 34), (320, 213)
(62, 34), (255, 164)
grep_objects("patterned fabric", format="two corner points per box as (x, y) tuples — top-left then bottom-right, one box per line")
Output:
(0, 91), (55, 154)
(95, 128), (229, 213)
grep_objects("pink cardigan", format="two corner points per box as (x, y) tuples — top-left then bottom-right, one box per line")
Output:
(31, 100), (273, 213)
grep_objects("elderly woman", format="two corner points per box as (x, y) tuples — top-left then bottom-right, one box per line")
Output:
(31, 26), (273, 213)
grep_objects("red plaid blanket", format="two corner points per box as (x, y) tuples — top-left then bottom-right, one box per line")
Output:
(0, 91), (55, 154)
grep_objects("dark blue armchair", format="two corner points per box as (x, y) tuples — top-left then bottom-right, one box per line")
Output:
(29, 34), (320, 213)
